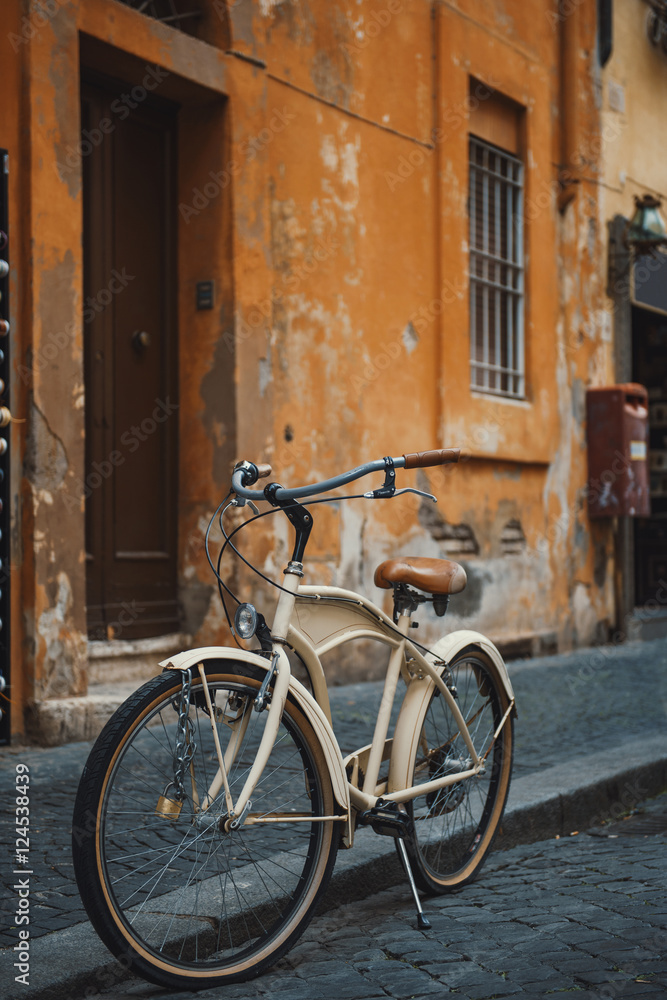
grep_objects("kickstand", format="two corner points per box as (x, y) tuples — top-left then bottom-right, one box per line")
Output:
(396, 837), (431, 930)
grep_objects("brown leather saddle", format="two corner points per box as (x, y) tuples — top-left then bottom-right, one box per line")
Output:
(374, 556), (467, 595)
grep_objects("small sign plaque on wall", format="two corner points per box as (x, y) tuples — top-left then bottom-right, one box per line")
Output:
(196, 281), (215, 310)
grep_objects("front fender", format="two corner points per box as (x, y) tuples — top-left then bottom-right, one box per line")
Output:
(159, 646), (350, 812)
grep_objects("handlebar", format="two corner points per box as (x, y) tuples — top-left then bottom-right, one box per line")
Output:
(231, 449), (460, 503)
(403, 448), (461, 469)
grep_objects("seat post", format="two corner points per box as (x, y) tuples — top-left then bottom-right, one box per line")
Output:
(391, 584), (423, 623)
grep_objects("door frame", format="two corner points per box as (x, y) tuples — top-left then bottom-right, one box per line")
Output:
(81, 69), (180, 641)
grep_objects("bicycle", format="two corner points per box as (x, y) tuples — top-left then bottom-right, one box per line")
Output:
(72, 447), (516, 990)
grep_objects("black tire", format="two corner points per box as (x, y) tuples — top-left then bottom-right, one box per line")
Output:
(72, 663), (340, 990)
(401, 647), (513, 893)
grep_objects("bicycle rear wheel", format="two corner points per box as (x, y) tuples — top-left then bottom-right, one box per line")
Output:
(401, 647), (513, 893)
(72, 663), (340, 990)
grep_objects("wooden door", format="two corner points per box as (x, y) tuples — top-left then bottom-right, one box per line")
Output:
(82, 78), (179, 641)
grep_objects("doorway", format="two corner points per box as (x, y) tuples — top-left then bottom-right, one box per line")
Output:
(632, 304), (667, 608)
(82, 76), (180, 641)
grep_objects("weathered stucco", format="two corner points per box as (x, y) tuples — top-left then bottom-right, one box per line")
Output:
(0, 0), (638, 742)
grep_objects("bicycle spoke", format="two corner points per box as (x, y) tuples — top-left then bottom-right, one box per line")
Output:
(404, 653), (512, 891)
(77, 670), (336, 985)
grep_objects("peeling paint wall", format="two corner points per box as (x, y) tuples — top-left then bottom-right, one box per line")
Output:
(225, 0), (615, 667)
(27, 6), (89, 707)
(0, 0), (622, 741)
(598, 4), (667, 625)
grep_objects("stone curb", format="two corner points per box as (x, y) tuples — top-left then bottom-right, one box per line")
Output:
(1, 734), (665, 1000)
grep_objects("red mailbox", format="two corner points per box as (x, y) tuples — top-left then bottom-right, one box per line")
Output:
(586, 383), (650, 518)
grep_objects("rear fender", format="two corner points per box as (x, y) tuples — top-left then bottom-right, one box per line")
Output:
(159, 646), (350, 813)
(429, 630), (515, 707)
(389, 631), (515, 795)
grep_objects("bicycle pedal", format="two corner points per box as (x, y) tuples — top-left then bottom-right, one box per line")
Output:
(358, 800), (413, 839)
(155, 795), (183, 820)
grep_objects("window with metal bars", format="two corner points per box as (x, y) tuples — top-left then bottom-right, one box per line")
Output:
(469, 136), (524, 398)
(115, 0), (202, 33)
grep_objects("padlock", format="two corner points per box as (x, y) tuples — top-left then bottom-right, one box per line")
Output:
(155, 782), (183, 820)
(155, 794), (183, 820)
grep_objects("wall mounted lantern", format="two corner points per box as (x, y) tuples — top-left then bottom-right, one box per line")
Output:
(625, 194), (667, 257)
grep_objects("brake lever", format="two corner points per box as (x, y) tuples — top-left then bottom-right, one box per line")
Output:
(363, 458), (438, 502)
(231, 497), (261, 515)
(394, 487), (437, 502)
(363, 486), (437, 502)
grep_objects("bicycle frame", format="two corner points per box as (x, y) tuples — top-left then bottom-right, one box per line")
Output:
(75, 450), (518, 990)
(160, 566), (516, 849)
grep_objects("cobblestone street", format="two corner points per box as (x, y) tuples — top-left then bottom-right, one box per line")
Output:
(1, 639), (665, 947)
(1, 638), (666, 999)
(102, 794), (667, 1000)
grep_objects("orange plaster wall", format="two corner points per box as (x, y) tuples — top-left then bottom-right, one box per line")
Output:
(228, 0), (615, 653)
(266, 82), (438, 472)
(6, 0), (262, 716)
(230, 0), (433, 144)
(25, 4), (89, 704)
(5, 0), (620, 734)
(0, 0), (32, 737)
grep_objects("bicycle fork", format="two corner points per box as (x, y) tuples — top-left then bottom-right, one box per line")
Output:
(157, 647), (292, 830)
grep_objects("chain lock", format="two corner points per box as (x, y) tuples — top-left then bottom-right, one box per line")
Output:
(173, 668), (196, 801)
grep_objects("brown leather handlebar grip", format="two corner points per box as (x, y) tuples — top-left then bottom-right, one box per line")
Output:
(256, 463), (273, 479)
(403, 448), (461, 469)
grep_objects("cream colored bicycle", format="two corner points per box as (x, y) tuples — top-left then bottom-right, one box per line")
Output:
(72, 448), (515, 990)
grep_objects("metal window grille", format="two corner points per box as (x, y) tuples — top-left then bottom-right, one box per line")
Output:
(115, 0), (202, 31)
(469, 136), (524, 398)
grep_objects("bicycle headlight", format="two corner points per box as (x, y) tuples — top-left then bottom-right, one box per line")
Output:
(234, 603), (258, 640)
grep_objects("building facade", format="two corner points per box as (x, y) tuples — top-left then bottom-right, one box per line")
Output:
(599, 0), (667, 632)
(0, 0), (660, 745)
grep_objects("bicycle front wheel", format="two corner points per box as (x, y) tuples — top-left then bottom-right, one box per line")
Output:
(72, 663), (340, 990)
(402, 647), (513, 893)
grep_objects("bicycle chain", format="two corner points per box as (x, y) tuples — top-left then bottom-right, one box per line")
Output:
(173, 668), (196, 801)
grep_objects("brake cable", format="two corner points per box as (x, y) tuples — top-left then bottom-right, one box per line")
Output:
(207, 491), (445, 661)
